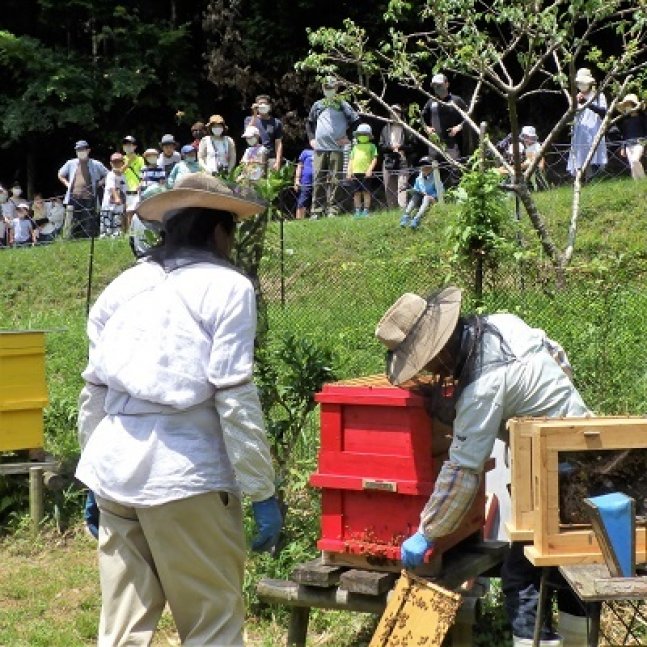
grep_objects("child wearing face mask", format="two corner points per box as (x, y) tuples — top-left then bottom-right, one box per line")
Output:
(9, 183), (25, 214)
(615, 92), (647, 180)
(237, 126), (268, 184)
(120, 136), (145, 222)
(167, 144), (201, 188)
(199, 115), (237, 176)
(399, 157), (438, 230)
(140, 148), (166, 190)
(100, 153), (128, 237)
(347, 123), (378, 218)
(12, 203), (37, 247)
(243, 94), (284, 172)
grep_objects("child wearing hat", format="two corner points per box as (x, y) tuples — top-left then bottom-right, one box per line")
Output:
(616, 93), (647, 180)
(100, 153), (128, 237)
(140, 148), (166, 191)
(346, 123), (378, 218)
(399, 157), (438, 229)
(237, 125), (268, 184)
(158, 134), (181, 178)
(11, 202), (37, 247)
(167, 145), (201, 188)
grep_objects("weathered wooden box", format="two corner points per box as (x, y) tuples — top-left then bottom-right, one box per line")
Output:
(507, 417), (647, 566)
(0, 331), (48, 452)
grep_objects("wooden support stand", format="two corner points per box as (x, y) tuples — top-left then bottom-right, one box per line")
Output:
(257, 539), (507, 647)
(0, 459), (59, 532)
(559, 564), (647, 646)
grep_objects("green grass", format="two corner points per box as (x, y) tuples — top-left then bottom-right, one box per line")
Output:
(1, 175), (647, 645)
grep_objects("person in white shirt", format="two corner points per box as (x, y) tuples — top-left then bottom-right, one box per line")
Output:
(75, 173), (282, 646)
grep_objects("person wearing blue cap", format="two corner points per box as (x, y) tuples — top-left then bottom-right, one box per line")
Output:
(57, 140), (108, 238)
(166, 144), (201, 188)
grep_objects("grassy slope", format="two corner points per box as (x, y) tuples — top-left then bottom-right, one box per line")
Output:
(1, 177), (646, 645)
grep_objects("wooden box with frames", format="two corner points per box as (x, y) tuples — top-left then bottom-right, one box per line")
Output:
(507, 417), (647, 566)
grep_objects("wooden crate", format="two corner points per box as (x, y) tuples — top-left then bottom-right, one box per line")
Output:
(508, 417), (647, 566)
(0, 331), (48, 452)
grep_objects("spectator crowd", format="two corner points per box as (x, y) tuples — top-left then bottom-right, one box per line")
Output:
(1, 71), (645, 249)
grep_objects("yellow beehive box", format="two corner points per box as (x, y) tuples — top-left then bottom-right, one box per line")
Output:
(0, 331), (48, 451)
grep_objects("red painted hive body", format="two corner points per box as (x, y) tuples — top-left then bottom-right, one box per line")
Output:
(310, 375), (485, 561)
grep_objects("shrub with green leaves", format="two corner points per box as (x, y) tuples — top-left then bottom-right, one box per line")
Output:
(447, 153), (517, 290)
(255, 333), (335, 490)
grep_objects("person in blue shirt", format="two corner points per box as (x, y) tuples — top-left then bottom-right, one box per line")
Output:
(400, 157), (438, 229)
(294, 144), (314, 220)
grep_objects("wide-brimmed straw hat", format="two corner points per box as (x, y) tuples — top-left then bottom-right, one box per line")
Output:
(575, 68), (595, 85)
(137, 173), (266, 223)
(207, 114), (226, 127)
(617, 93), (642, 113)
(375, 287), (462, 385)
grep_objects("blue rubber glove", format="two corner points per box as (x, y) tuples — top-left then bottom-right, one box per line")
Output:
(251, 496), (283, 552)
(401, 531), (434, 569)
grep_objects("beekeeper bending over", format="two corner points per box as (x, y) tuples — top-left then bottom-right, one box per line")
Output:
(375, 287), (590, 647)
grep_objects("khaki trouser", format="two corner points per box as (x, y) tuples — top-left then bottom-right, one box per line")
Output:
(96, 491), (245, 647)
(312, 150), (344, 216)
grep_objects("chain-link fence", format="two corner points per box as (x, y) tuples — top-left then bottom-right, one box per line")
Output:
(261, 250), (647, 415)
(277, 137), (639, 220)
(2, 137), (646, 413)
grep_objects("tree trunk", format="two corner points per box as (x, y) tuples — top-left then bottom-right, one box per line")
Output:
(26, 143), (36, 201)
(515, 183), (559, 266)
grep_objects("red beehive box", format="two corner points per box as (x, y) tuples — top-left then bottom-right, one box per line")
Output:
(310, 375), (486, 562)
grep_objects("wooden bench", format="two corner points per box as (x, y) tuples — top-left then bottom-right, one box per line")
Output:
(257, 539), (507, 646)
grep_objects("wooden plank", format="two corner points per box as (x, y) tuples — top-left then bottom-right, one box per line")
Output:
(0, 460), (58, 475)
(339, 569), (397, 596)
(256, 578), (388, 614)
(321, 550), (442, 576)
(560, 564), (647, 601)
(434, 549), (506, 590)
(593, 577), (647, 599)
(291, 558), (343, 588)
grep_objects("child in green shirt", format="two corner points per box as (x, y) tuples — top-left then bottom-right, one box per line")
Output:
(347, 123), (378, 218)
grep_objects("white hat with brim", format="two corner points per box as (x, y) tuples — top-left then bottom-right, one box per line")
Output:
(242, 125), (260, 139)
(575, 68), (595, 85)
(136, 173), (266, 223)
(375, 287), (462, 386)
(520, 126), (537, 139)
(617, 93), (641, 112)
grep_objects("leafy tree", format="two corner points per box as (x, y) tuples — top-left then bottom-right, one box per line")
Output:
(297, 0), (647, 285)
(0, 1), (202, 193)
